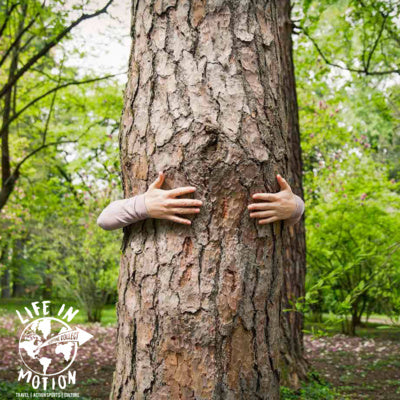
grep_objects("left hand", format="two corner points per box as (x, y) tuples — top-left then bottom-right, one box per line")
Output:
(248, 174), (297, 224)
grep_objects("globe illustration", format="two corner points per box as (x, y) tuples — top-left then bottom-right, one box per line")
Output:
(19, 317), (78, 376)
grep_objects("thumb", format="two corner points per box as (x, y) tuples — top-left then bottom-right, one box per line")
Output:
(149, 171), (165, 190)
(277, 174), (291, 191)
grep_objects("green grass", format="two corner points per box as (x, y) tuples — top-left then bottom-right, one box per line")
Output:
(281, 372), (349, 399)
(0, 298), (117, 326)
(304, 319), (400, 340)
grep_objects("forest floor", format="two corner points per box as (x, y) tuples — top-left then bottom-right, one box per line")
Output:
(304, 320), (400, 399)
(1, 304), (400, 399)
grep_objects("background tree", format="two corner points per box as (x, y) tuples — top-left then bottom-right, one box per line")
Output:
(291, 0), (400, 336)
(111, 1), (305, 398)
(0, 0), (115, 210)
(0, 75), (124, 321)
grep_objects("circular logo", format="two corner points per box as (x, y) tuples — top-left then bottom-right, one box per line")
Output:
(18, 317), (78, 376)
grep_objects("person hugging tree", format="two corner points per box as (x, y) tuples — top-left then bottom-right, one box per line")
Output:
(97, 171), (304, 230)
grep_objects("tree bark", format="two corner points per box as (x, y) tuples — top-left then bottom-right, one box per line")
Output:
(278, 5), (308, 387)
(111, 1), (305, 399)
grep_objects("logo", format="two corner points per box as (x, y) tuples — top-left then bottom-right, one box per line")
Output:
(16, 301), (92, 391)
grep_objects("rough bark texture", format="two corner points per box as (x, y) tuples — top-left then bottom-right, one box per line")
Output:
(278, 3), (308, 387)
(111, 1), (306, 399)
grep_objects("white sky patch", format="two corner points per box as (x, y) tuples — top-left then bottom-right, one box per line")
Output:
(56, 0), (131, 83)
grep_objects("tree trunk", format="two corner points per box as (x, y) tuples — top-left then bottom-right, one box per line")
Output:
(111, 1), (305, 399)
(1, 269), (11, 298)
(42, 273), (53, 302)
(12, 239), (26, 298)
(0, 3), (25, 210)
(280, 219), (308, 387)
(1, 244), (10, 298)
(279, 11), (308, 385)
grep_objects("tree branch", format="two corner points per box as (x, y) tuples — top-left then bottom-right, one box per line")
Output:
(4, 72), (124, 131)
(0, 13), (38, 70)
(0, 0), (114, 99)
(0, 1), (19, 38)
(297, 25), (400, 76)
(365, 12), (388, 72)
(41, 83), (57, 146)
(9, 139), (78, 184)
(55, 164), (84, 206)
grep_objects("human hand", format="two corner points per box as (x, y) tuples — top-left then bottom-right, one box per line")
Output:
(247, 174), (297, 224)
(144, 171), (203, 225)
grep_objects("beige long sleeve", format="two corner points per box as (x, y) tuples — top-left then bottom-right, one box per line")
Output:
(97, 194), (149, 231)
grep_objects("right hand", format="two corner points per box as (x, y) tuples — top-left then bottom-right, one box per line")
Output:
(144, 171), (203, 225)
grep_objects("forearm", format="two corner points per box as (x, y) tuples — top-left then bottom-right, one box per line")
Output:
(97, 194), (149, 231)
(286, 194), (305, 226)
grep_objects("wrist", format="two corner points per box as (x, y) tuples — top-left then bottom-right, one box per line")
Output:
(286, 194), (304, 226)
(290, 195), (300, 219)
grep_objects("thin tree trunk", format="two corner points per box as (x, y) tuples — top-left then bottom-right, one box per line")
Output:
(279, 8), (308, 385)
(12, 272), (25, 297)
(11, 239), (25, 298)
(0, 244), (10, 298)
(42, 273), (53, 301)
(1, 269), (11, 299)
(111, 1), (305, 398)
(281, 221), (308, 387)
(0, 3), (26, 210)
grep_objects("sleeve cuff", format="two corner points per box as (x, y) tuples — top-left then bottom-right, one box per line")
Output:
(286, 194), (304, 226)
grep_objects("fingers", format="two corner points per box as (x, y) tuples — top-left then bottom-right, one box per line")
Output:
(167, 215), (192, 225)
(258, 216), (279, 225)
(252, 192), (279, 202)
(277, 174), (291, 191)
(149, 171), (165, 190)
(249, 210), (275, 219)
(170, 208), (201, 215)
(166, 199), (203, 207)
(247, 202), (277, 211)
(167, 186), (196, 198)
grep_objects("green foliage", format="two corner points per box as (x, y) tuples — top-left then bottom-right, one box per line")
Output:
(294, 0), (400, 334)
(0, 1), (123, 322)
(0, 77), (123, 321)
(293, 0), (400, 75)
